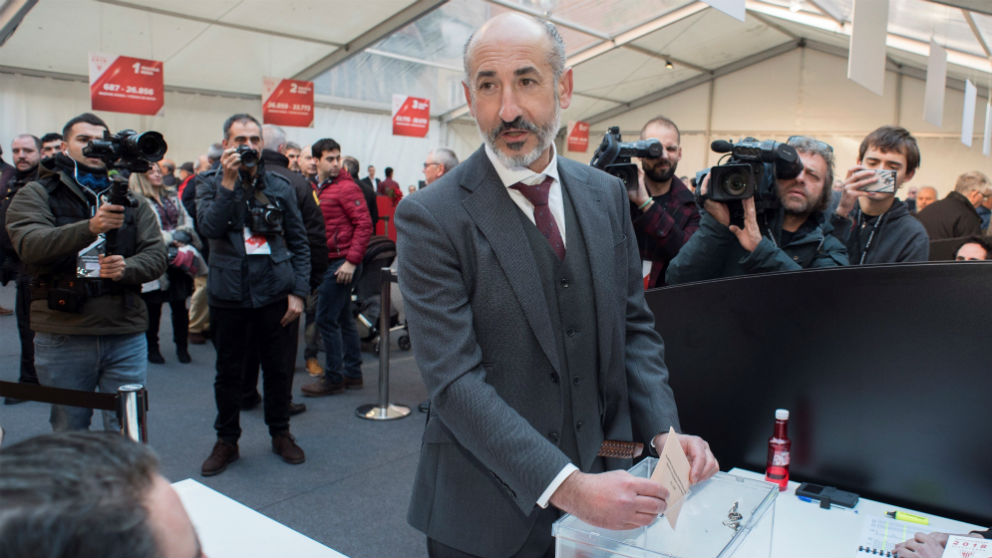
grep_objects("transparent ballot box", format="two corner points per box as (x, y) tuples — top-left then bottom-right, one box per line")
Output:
(553, 461), (777, 558)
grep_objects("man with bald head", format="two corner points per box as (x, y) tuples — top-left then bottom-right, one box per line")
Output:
(395, 13), (718, 557)
(915, 186), (937, 213)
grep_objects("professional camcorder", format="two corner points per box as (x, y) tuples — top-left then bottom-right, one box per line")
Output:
(697, 138), (803, 228)
(590, 126), (663, 190)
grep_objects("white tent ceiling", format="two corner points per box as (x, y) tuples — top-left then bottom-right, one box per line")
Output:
(1, 0), (990, 126)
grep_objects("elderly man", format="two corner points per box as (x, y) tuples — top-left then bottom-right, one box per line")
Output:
(915, 186), (938, 213)
(423, 147), (459, 186)
(395, 13), (718, 558)
(916, 171), (987, 240)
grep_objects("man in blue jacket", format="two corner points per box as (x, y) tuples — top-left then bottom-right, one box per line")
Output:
(195, 113), (310, 476)
(667, 135), (848, 285)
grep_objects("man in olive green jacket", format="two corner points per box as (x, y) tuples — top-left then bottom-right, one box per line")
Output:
(6, 113), (166, 431)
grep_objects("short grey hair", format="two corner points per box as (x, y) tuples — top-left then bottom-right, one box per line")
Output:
(463, 17), (566, 87)
(431, 147), (459, 172)
(262, 124), (287, 151)
(285, 141), (301, 152)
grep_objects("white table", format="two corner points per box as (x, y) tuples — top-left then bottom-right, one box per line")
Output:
(729, 468), (985, 557)
(173, 479), (347, 558)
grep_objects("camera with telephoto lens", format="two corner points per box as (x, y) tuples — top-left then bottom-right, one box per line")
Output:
(590, 126), (664, 190)
(696, 138), (803, 228)
(247, 203), (284, 235)
(236, 145), (260, 168)
(82, 129), (167, 174)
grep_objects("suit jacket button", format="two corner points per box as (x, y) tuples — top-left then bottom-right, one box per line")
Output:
(549, 431), (560, 443)
(572, 376), (581, 385)
(575, 421), (583, 431)
(566, 328), (576, 337)
(559, 277), (569, 288)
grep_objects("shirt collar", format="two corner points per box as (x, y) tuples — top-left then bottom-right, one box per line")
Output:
(484, 142), (560, 188)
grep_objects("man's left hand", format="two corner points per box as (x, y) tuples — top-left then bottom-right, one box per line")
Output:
(651, 431), (719, 485)
(335, 261), (357, 284)
(728, 197), (761, 252)
(280, 294), (304, 326)
(98, 254), (126, 281)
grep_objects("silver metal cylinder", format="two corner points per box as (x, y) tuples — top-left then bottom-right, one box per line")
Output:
(118, 384), (148, 443)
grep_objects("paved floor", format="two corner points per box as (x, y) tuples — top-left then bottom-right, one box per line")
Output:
(0, 282), (430, 558)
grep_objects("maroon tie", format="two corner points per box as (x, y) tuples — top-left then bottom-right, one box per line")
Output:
(512, 176), (565, 260)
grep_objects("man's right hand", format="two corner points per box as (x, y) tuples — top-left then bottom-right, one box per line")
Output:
(835, 165), (876, 218)
(550, 470), (668, 531)
(88, 203), (125, 234)
(220, 147), (242, 191)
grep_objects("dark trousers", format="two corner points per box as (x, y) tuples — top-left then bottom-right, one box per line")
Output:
(211, 300), (294, 441)
(426, 507), (558, 558)
(15, 273), (36, 384)
(242, 315), (299, 403)
(142, 294), (189, 350)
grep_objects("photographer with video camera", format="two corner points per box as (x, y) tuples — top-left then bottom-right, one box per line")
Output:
(195, 113), (310, 475)
(4, 113), (167, 431)
(666, 135), (848, 285)
(627, 116), (699, 288)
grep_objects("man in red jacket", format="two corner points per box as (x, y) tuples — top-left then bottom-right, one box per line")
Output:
(302, 138), (372, 395)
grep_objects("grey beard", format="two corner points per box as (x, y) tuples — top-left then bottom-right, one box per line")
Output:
(478, 106), (560, 169)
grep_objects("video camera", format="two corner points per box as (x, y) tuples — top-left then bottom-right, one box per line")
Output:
(590, 126), (663, 190)
(83, 129), (168, 255)
(697, 138), (803, 228)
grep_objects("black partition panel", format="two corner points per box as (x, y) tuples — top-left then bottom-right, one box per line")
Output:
(647, 261), (992, 526)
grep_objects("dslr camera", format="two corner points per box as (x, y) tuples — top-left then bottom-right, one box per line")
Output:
(590, 126), (663, 190)
(697, 138), (803, 228)
(82, 129), (167, 174)
(236, 145), (260, 168)
(247, 202), (284, 235)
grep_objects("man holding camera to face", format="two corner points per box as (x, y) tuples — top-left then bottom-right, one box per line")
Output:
(5, 112), (167, 431)
(831, 126), (929, 264)
(666, 136), (848, 285)
(195, 113), (311, 475)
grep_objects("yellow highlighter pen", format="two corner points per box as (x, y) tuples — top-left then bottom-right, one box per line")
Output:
(886, 511), (929, 525)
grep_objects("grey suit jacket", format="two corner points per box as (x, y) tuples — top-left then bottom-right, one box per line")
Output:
(395, 146), (680, 556)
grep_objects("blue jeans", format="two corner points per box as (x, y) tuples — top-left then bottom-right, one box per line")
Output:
(34, 332), (147, 431)
(317, 259), (363, 383)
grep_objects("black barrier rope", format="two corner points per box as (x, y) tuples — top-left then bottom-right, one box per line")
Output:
(0, 380), (117, 410)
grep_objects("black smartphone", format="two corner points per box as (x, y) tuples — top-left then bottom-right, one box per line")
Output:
(796, 482), (860, 509)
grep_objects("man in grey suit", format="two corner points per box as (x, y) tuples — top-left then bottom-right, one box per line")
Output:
(395, 13), (719, 558)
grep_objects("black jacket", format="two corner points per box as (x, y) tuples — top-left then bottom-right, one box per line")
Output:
(357, 177), (379, 226)
(195, 167), (310, 308)
(261, 149), (328, 289)
(831, 198), (929, 264)
(914, 191), (982, 240)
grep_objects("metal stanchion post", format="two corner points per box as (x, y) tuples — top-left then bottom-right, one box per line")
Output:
(118, 384), (148, 443)
(356, 267), (411, 421)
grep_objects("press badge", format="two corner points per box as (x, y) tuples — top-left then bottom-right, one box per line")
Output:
(76, 236), (105, 278)
(244, 228), (271, 255)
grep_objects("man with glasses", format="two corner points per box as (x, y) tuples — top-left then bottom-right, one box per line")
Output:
(627, 116), (699, 288)
(667, 135), (848, 284)
(831, 126), (929, 263)
(423, 147), (459, 186)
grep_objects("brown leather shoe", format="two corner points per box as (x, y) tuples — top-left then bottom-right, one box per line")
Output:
(301, 378), (344, 397)
(343, 376), (364, 389)
(288, 401), (307, 415)
(272, 433), (305, 464)
(188, 332), (207, 345)
(201, 440), (239, 476)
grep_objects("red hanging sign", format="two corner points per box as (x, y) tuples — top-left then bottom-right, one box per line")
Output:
(262, 78), (314, 127)
(567, 121), (590, 152)
(392, 94), (430, 137)
(89, 53), (164, 116)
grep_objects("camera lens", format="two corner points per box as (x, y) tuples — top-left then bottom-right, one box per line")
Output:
(724, 172), (750, 197)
